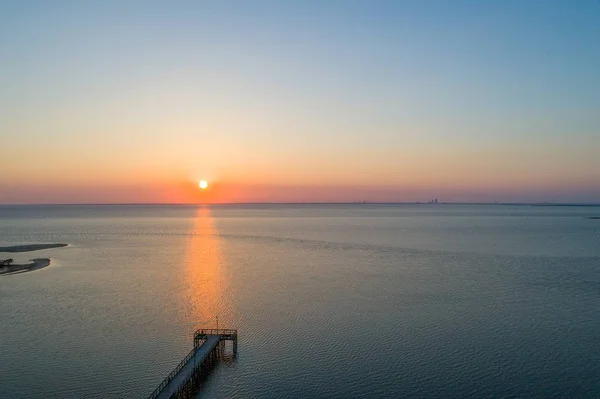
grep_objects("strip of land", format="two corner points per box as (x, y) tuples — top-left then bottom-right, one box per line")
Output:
(0, 243), (67, 276)
(0, 258), (51, 275)
(0, 243), (68, 253)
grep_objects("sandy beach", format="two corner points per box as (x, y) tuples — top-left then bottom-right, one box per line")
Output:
(0, 258), (51, 275)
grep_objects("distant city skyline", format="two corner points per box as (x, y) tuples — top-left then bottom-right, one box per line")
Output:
(1, 1), (599, 204)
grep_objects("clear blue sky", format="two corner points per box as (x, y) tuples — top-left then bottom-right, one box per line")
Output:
(1, 1), (599, 203)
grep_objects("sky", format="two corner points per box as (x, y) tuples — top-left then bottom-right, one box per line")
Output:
(1, 0), (599, 204)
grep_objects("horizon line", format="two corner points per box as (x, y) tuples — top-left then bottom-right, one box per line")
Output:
(1, 202), (599, 207)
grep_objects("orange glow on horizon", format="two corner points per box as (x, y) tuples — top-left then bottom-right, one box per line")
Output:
(2, 171), (597, 204)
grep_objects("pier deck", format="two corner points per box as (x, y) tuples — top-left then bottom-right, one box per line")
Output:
(148, 329), (238, 399)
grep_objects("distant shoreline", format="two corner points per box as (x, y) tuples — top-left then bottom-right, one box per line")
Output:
(0, 202), (599, 207)
(0, 243), (68, 253)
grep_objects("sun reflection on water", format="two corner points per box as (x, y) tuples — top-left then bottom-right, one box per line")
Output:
(182, 206), (229, 331)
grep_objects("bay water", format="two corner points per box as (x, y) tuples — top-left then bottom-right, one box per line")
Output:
(0, 204), (598, 398)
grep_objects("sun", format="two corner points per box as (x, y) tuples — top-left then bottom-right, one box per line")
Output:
(198, 180), (208, 190)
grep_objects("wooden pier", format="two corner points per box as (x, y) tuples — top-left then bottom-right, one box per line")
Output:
(147, 328), (238, 399)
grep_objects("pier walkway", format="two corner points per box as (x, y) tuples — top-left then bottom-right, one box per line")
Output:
(148, 329), (238, 399)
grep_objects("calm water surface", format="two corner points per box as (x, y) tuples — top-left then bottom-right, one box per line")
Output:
(0, 204), (599, 398)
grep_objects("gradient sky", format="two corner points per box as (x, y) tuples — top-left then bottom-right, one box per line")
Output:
(1, 0), (599, 203)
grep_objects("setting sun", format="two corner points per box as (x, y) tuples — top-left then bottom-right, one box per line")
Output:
(199, 180), (208, 190)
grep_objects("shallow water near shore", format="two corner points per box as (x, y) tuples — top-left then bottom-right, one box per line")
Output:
(0, 204), (599, 398)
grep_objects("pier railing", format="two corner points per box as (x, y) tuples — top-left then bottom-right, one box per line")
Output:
(147, 347), (198, 399)
(193, 329), (237, 346)
(193, 328), (237, 337)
